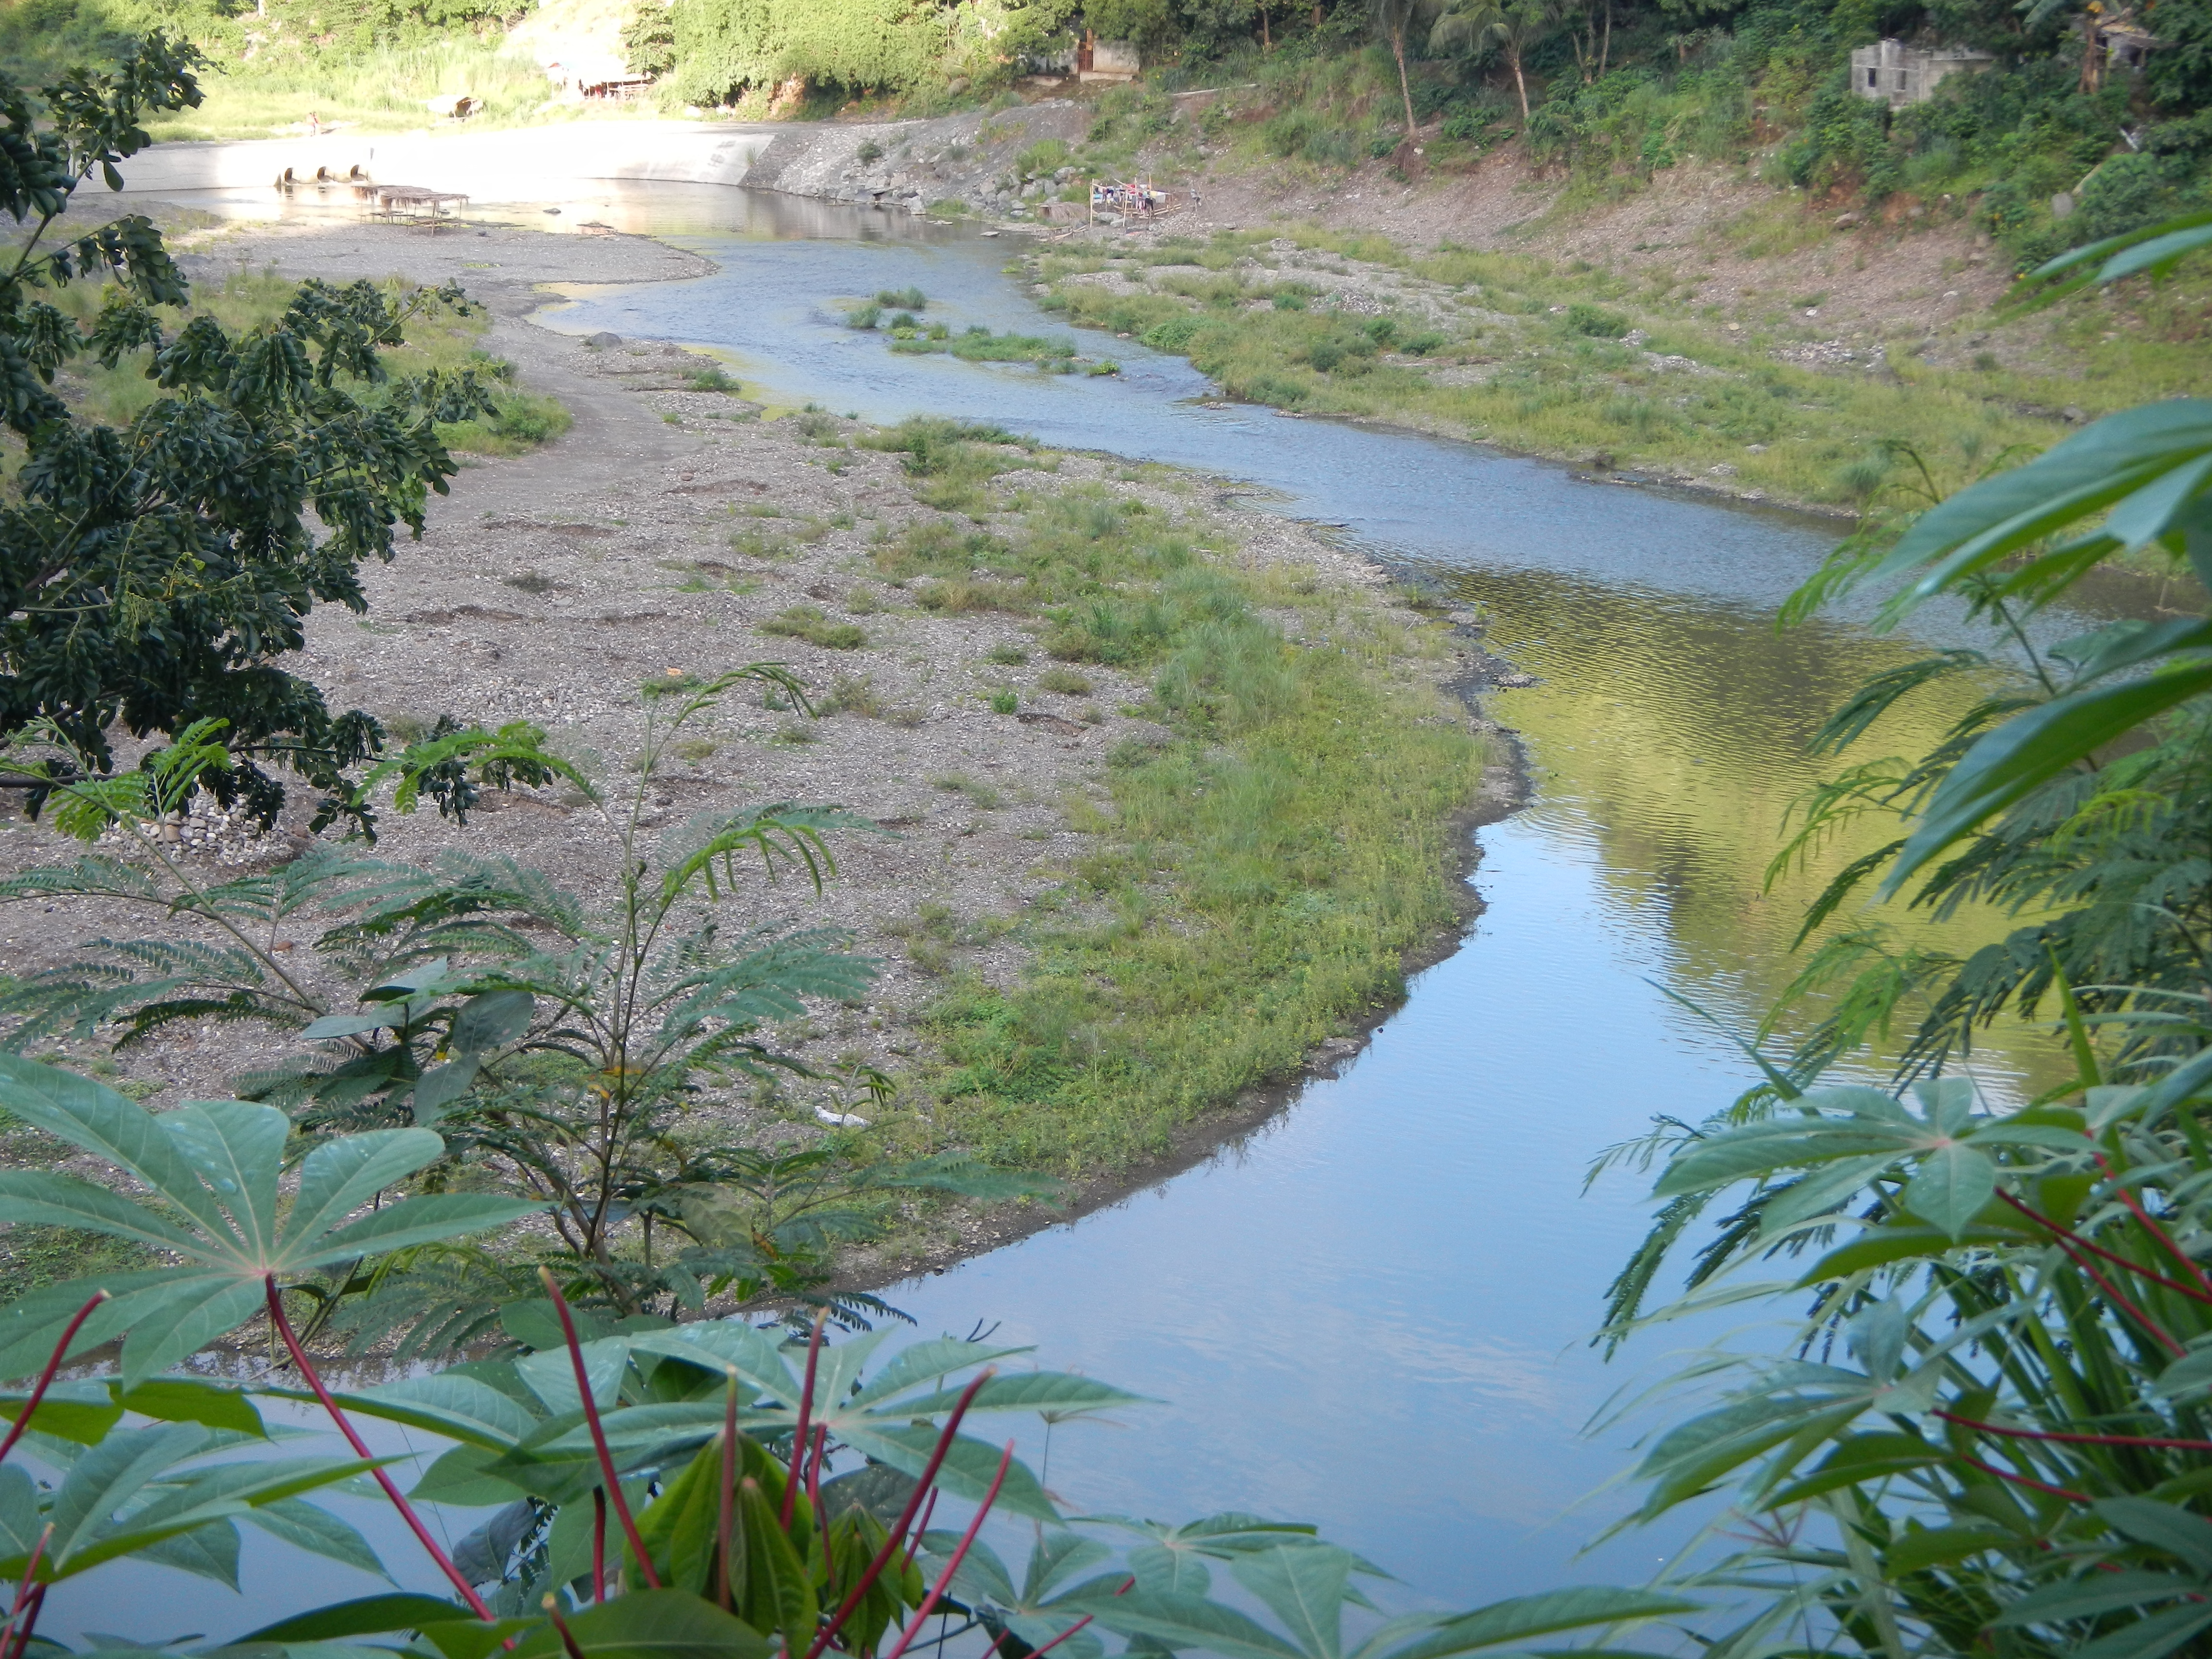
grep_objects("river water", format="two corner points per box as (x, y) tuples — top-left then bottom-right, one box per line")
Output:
(40, 183), (2092, 1642)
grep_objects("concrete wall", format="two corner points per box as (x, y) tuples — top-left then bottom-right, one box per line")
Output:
(1849, 38), (1993, 107)
(116, 120), (778, 204)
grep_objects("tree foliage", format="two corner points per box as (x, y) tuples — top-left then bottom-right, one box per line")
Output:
(0, 40), (566, 836)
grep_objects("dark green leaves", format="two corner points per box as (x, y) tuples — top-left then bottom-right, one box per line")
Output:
(1, 75), (520, 830)
(509, 1591), (774, 1659)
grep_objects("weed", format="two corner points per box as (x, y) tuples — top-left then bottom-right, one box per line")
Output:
(760, 605), (869, 649)
(771, 721), (819, 745)
(823, 674), (884, 717)
(932, 773), (1004, 809)
(985, 641), (1030, 665)
(503, 570), (556, 594)
(876, 286), (928, 310)
(988, 689), (1020, 714)
(844, 302), (882, 330)
(685, 364), (743, 393)
(671, 737), (718, 762)
(1016, 138), (1070, 179)
(1037, 666), (1094, 696)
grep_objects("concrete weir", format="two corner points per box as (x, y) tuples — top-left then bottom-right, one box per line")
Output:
(117, 120), (781, 203)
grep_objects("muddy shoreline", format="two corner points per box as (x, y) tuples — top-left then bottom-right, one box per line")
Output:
(9, 208), (1522, 1298)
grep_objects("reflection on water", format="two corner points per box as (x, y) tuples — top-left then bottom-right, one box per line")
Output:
(42, 184), (2094, 1633)
(1454, 566), (2067, 1096)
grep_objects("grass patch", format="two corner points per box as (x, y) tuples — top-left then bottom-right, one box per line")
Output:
(0, 1106), (153, 1292)
(886, 324), (1080, 373)
(860, 481), (1484, 1175)
(1036, 666), (1095, 696)
(933, 773), (1005, 809)
(861, 416), (1041, 514)
(760, 605), (868, 649)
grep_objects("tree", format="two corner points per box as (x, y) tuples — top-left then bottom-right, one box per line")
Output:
(1431, 0), (1556, 120)
(1368, 0), (1437, 135)
(0, 35), (544, 837)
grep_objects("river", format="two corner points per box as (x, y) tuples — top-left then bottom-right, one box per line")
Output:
(40, 180), (2088, 1642)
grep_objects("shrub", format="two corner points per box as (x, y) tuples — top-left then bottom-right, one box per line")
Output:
(1142, 315), (1204, 352)
(875, 285), (927, 309)
(1564, 302), (1631, 337)
(1016, 136), (1070, 177)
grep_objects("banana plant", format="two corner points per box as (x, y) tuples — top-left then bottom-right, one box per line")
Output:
(0, 1055), (545, 1385)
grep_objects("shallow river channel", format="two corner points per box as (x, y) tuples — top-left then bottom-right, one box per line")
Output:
(44, 182), (2107, 1641)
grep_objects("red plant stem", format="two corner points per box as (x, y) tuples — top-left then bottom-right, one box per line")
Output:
(3, 1524), (51, 1659)
(1936, 1410), (2212, 1451)
(537, 1270), (660, 1589)
(1997, 1190), (2212, 1308)
(2094, 1154), (2212, 1298)
(4, 1583), (44, 1659)
(807, 1425), (833, 1592)
(264, 1277), (497, 1620)
(0, 1292), (108, 1467)
(802, 1370), (995, 1659)
(541, 1597), (589, 1659)
(2049, 1233), (2189, 1358)
(716, 1377), (739, 1612)
(1023, 1616), (1097, 1659)
(900, 1488), (938, 1572)
(593, 1488), (608, 1605)
(9, 1528), (50, 1607)
(1959, 1452), (2090, 1503)
(783, 1312), (827, 1530)
(877, 1443), (1015, 1659)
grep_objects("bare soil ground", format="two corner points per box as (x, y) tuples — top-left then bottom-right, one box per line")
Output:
(6, 217), (1509, 1283)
